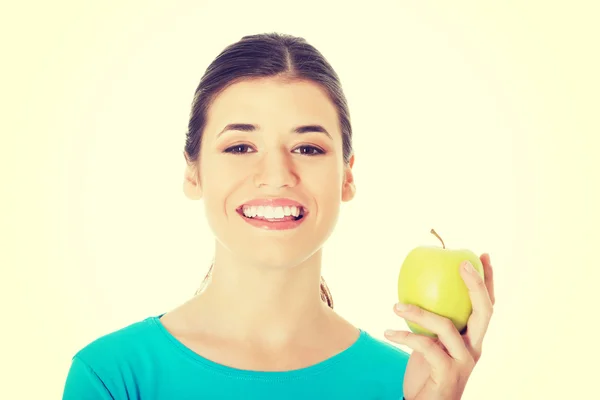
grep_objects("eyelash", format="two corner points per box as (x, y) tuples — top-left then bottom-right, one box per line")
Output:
(223, 144), (325, 156)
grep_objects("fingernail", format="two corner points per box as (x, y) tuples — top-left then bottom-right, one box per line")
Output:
(395, 302), (408, 312)
(384, 329), (395, 336)
(462, 261), (474, 273)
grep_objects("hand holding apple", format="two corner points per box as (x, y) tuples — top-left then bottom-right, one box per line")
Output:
(396, 229), (485, 337)
(384, 231), (496, 400)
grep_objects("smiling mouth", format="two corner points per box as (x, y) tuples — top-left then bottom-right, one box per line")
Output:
(236, 205), (306, 222)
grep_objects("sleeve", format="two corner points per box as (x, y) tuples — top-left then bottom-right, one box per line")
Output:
(62, 356), (115, 400)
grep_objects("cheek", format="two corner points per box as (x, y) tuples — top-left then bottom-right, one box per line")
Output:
(305, 161), (344, 208)
(200, 159), (248, 210)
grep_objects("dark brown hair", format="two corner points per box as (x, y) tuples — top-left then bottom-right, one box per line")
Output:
(184, 32), (354, 309)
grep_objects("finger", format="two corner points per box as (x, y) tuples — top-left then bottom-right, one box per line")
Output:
(460, 260), (494, 351)
(480, 253), (495, 305)
(393, 303), (472, 364)
(384, 329), (454, 376)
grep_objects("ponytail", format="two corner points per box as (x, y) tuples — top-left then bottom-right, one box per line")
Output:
(195, 264), (334, 309)
(319, 275), (334, 309)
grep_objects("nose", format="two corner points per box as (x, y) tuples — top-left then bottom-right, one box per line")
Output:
(253, 148), (299, 189)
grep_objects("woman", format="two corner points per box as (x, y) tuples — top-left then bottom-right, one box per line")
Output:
(62, 32), (495, 400)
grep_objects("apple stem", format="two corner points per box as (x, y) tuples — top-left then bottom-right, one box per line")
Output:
(430, 228), (445, 249)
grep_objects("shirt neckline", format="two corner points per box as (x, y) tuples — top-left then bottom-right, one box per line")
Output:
(147, 313), (369, 381)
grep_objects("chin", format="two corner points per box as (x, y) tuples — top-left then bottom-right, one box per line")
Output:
(238, 240), (323, 270)
(206, 202), (338, 269)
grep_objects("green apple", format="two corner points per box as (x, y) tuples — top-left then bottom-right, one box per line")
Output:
(397, 229), (484, 338)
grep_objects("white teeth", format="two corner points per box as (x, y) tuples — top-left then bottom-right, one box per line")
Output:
(264, 207), (275, 219)
(242, 206), (257, 218)
(241, 205), (303, 219)
(274, 207), (285, 218)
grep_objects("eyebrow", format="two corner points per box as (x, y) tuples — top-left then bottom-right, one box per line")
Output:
(216, 123), (332, 139)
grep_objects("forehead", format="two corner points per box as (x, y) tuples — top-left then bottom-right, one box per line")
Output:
(205, 77), (340, 134)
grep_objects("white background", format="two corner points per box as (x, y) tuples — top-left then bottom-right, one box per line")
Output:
(2, 1), (599, 398)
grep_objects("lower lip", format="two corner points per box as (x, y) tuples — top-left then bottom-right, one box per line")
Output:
(237, 211), (306, 230)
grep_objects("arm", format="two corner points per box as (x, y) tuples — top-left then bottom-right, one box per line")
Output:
(62, 356), (115, 400)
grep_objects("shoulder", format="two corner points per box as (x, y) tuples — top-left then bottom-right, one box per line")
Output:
(358, 329), (411, 366)
(74, 315), (162, 366)
(348, 329), (410, 384)
(63, 315), (164, 398)
(327, 313), (410, 373)
(334, 329), (410, 398)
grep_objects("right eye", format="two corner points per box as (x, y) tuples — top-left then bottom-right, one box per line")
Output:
(223, 144), (256, 154)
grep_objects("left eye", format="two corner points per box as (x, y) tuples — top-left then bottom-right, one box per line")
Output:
(293, 145), (325, 156)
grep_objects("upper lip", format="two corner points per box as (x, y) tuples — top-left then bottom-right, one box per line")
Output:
(237, 197), (307, 211)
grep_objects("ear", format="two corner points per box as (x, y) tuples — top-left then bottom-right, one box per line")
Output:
(341, 154), (356, 202)
(183, 151), (203, 200)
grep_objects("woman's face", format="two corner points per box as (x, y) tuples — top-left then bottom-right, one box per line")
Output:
(185, 77), (355, 269)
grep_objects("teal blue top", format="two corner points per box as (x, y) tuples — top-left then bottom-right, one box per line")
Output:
(62, 314), (410, 399)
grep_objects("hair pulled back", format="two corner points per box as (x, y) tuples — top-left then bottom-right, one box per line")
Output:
(184, 32), (354, 309)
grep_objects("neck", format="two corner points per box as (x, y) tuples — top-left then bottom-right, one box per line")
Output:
(188, 247), (332, 346)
